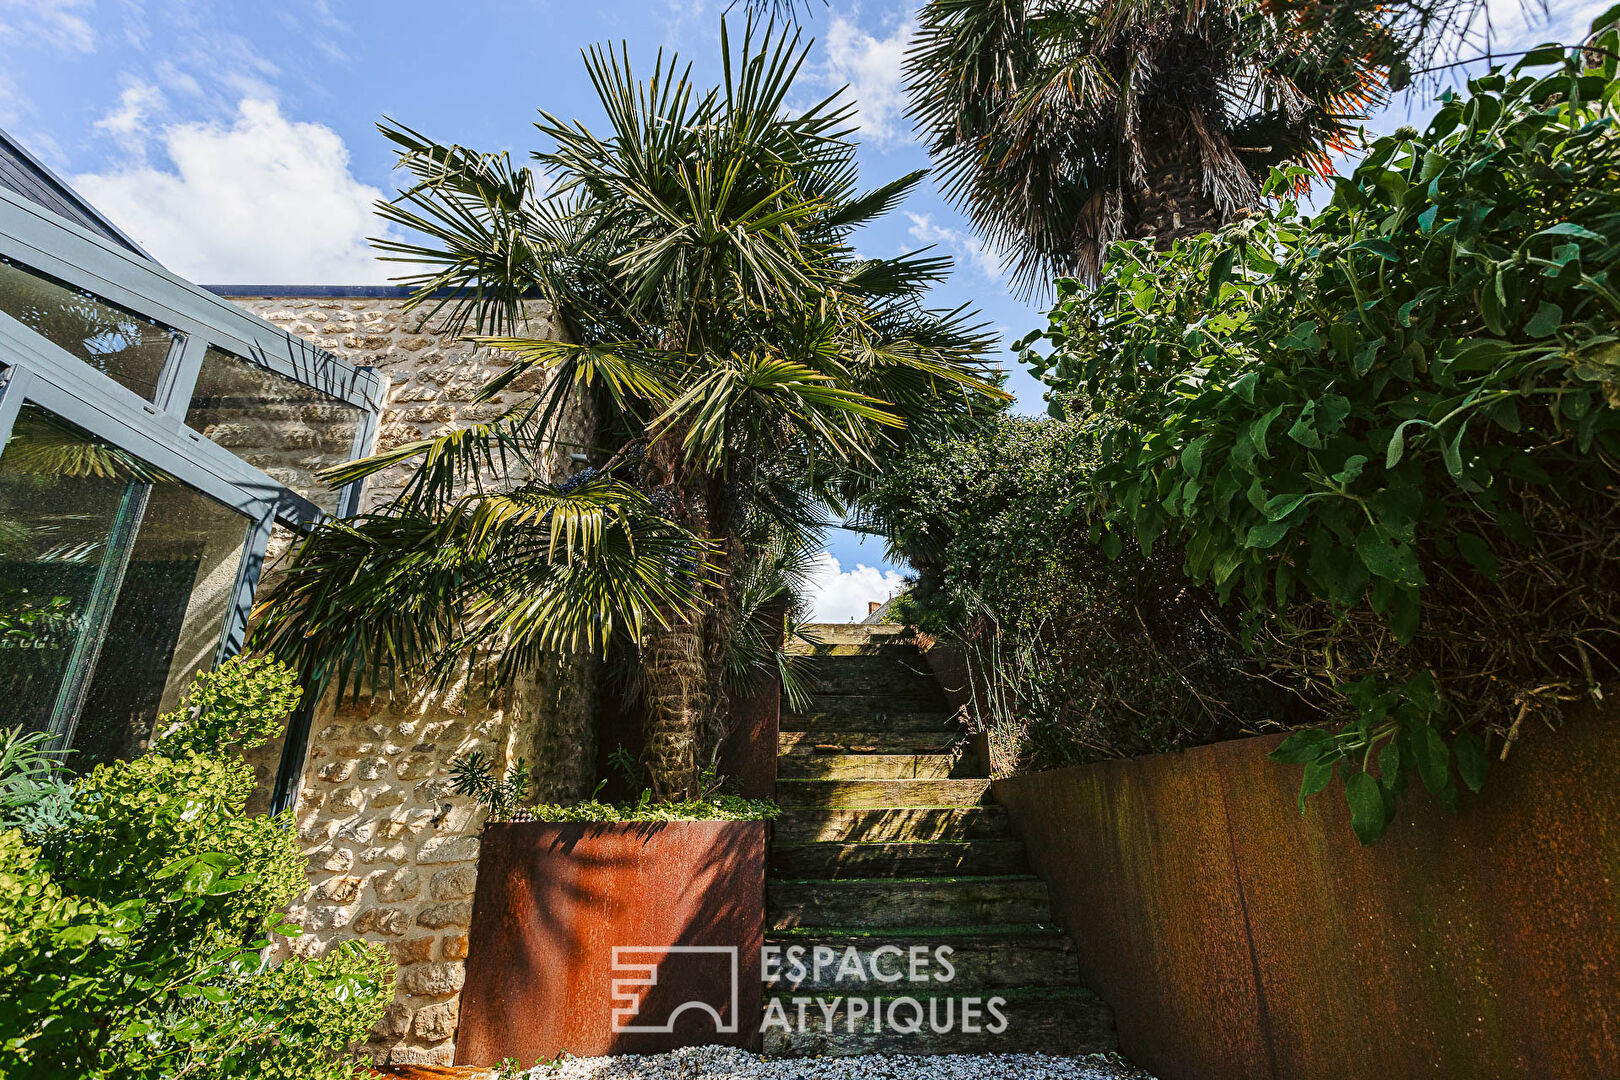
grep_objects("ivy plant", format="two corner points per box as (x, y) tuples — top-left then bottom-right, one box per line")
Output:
(1024, 44), (1620, 841)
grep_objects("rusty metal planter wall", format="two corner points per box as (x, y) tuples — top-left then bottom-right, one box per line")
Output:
(992, 698), (1620, 1080)
(454, 821), (765, 1065)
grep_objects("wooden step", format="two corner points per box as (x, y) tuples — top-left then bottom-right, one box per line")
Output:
(779, 730), (965, 755)
(768, 875), (1051, 929)
(773, 807), (1014, 844)
(769, 840), (1027, 878)
(776, 778), (990, 809)
(782, 706), (962, 734)
(763, 927), (1077, 992)
(760, 985), (1116, 1056)
(777, 753), (975, 781)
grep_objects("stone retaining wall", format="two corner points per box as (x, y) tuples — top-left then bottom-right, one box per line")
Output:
(229, 294), (595, 1065)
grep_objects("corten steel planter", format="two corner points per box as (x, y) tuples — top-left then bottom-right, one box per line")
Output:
(454, 821), (766, 1065)
(990, 691), (1620, 1080)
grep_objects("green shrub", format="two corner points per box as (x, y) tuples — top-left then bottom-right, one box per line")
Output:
(517, 795), (782, 823)
(1025, 48), (1620, 840)
(0, 655), (393, 1078)
(860, 415), (1290, 772)
(451, 747), (779, 822)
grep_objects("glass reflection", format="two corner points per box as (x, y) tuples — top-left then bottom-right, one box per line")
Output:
(0, 405), (249, 767)
(0, 257), (175, 401)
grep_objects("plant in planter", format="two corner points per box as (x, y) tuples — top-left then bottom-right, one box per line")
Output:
(451, 752), (780, 824)
(446, 752), (772, 1064)
(252, 17), (1005, 801)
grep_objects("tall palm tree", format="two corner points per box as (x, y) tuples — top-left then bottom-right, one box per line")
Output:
(253, 20), (1005, 798)
(905, 0), (1423, 294)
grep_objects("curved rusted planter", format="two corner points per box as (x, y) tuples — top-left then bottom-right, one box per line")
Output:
(453, 820), (765, 1065)
(991, 694), (1620, 1080)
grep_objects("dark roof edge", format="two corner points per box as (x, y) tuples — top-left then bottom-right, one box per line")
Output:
(0, 127), (154, 261)
(204, 285), (547, 299)
(205, 285), (421, 298)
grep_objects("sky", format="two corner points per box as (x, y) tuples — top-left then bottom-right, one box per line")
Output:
(0, 0), (1599, 619)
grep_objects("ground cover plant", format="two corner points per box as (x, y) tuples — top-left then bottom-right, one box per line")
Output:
(0, 657), (392, 1078)
(1024, 43), (1620, 840)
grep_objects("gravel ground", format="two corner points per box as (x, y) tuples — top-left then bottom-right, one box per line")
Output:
(521, 1046), (1156, 1080)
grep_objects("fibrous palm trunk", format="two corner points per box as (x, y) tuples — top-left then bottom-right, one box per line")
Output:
(1128, 154), (1233, 249)
(640, 610), (708, 799)
(638, 431), (733, 800)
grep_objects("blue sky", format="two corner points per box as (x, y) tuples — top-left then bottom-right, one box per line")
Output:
(0, 0), (1598, 617)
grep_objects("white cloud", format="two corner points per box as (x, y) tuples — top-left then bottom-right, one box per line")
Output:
(0, 0), (95, 54)
(824, 12), (914, 146)
(804, 551), (908, 623)
(95, 80), (165, 150)
(906, 211), (1007, 284)
(74, 99), (391, 285)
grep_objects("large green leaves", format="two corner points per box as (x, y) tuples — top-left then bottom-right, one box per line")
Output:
(1030, 51), (1620, 841)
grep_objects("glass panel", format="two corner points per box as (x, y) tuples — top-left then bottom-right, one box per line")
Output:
(0, 256), (175, 401)
(70, 482), (250, 766)
(242, 522), (299, 815)
(0, 404), (250, 769)
(185, 346), (364, 513)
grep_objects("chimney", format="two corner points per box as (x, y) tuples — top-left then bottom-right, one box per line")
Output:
(868, 601), (881, 616)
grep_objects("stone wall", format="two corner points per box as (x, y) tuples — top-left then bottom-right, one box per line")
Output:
(228, 294), (597, 1066)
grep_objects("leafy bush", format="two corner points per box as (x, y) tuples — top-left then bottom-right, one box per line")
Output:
(0, 655), (393, 1078)
(1025, 48), (1620, 840)
(861, 415), (1290, 772)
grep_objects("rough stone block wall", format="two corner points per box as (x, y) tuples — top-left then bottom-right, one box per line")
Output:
(231, 295), (596, 1065)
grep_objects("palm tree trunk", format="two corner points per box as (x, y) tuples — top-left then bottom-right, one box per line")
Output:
(1128, 156), (1231, 248)
(637, 430), (726, 800)
(640, 612), (707, 799)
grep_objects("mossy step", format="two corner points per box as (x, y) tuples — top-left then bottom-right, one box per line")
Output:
(792, 641), (923, 657)
(768, 875), (1051, 929)
(760, 984), (1116, 1057)
(805, 653), (938, 678)
(805, 669), (947, 699)
(776, 778), (990, 809)
(787, 624), (910, 651)
(769, 839), (1027, 878)
(779, 730), (966, 754)
(777, 753), (976, 781)
(768, 923), (1064, 939)
(782, 708), (962, 734)
(773, 807), (1013, 844)
(762, 928), (1077, 992)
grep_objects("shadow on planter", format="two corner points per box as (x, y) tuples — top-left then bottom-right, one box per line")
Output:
(453, 820), (766, 1065)
(990, 690), (1620, 1080)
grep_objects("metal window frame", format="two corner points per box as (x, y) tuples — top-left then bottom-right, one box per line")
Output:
(0, 187), (384, 520)
(0, 320), (281, 747)
(0, 188), (385, 795)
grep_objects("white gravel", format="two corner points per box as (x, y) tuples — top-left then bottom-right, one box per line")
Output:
(521, 1045), (1155, 1080)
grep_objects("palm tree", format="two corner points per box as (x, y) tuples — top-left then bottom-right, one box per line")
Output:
(905, 0), (1421, 294)
(253, 20), (1005, 798)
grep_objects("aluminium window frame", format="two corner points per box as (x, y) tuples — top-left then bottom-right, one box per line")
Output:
(0, 187), (385, 519)
(0, 187), (386, 808)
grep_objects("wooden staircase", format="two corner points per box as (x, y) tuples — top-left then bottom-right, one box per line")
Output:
(763, 623), (1116, 1055)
